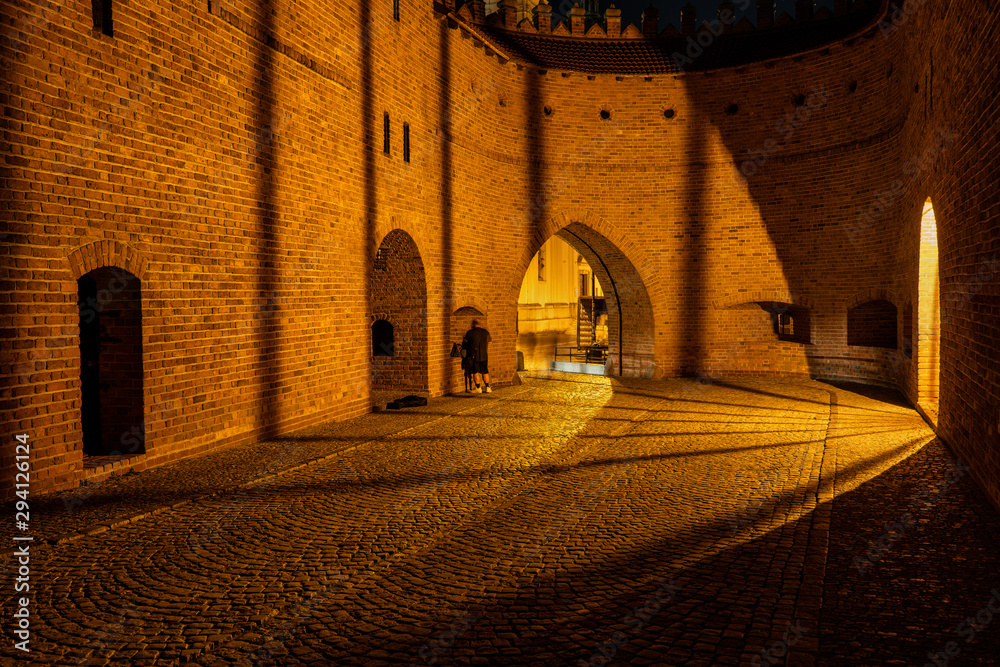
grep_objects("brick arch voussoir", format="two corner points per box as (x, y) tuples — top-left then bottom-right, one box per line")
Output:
(371, 312), (398, 327)
(714, 290), (816, 311)
(68, 240), (149, 281)
(848, 287), (900, 310)
(372, 217), (427, 266)
(452, 296), (489, 318)
(507, 210), (657, 303)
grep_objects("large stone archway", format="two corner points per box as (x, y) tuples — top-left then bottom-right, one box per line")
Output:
(514, 217), (657, 378)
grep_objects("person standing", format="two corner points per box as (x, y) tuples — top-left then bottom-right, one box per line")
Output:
(462, 319), (492, 393)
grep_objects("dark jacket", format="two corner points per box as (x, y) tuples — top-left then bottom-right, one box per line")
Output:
(462, 326), (491, 362)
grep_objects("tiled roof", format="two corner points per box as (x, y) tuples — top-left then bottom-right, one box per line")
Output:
(471, 8), (880, 74)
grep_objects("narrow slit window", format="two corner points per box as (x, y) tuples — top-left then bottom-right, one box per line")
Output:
(383, 112), (390, 155)
(403, 123), (410, 163)
(778, 312), (793, 336)
(93, 0), (114, 37)
(394, 0), (400, 21)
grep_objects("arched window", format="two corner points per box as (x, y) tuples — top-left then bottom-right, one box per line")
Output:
(372, 319), (394, 357)
(753, 302), (811, 344)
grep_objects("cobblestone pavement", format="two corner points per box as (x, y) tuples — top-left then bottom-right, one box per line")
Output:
(3, 375), (1000, 666)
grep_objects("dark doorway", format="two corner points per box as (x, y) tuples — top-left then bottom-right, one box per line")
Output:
(77, 267), (144, 457)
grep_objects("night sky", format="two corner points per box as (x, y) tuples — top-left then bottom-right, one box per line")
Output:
(552, 0), (839, 28)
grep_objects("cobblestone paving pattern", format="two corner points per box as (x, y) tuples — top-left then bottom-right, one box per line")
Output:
(2, 375), (999, 666)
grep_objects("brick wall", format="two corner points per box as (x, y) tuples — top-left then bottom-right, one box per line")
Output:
(1, 0), (997, 507)
(890, 0), (1000, 509)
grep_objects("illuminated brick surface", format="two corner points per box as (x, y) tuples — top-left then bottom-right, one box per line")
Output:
(0, 0), (997, 515)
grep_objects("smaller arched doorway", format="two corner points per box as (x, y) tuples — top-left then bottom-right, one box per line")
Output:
(77, 267), (145, 457)
(369, 230), (429, 395)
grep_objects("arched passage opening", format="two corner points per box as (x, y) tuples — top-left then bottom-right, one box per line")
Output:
(77, 267), (145, 457)
(370, 230), (428, 395)
(516, 222), (656, 378)
(918, 198), (940, 418)
(848, 299), (899, 349)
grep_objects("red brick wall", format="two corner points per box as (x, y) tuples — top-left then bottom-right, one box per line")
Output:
(1, 0), (998, 508)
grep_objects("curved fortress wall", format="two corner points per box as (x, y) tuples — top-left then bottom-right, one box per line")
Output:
(0, 0), (996, 507)
(891, 1), (1000, 509)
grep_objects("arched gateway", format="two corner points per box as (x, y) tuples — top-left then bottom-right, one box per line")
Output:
(515, 217), (657, 378)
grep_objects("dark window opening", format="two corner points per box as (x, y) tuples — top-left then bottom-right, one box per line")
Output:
(726, 103), (739, 115)
(92, 0), (114, 37)
(383, 112), (390, 155)
(394, 0), (400, 21)
(847, 299), (898, 349)
(929, 51), (934, 112)
(372, 319), (394, 357)
(903, 303), (913, 358)
(374, 248), (388, 271)
(778, 312), (793, 336)
(664, 108), (675, 119)
(759, 302), (811, 344)
(600, 109), (611, 120)
(403, 122), (410, 163)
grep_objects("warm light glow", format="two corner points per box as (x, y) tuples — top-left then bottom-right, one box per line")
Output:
(517, 235), (607, 372)
(918, 199), (940, 419)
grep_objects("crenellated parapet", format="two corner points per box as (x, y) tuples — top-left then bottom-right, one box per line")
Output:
(443, 0), (885, 73)
(471, 0), (875, 40)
